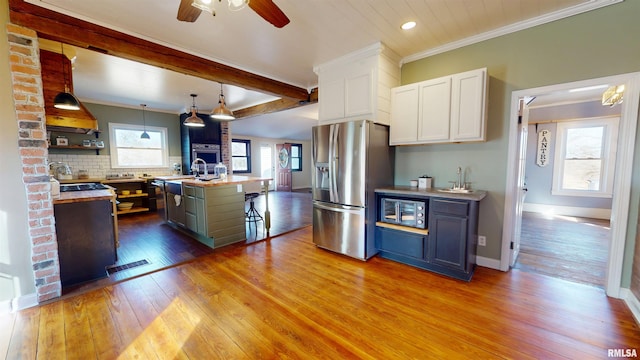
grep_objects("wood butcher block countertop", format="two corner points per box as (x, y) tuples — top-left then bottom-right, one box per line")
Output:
(53, 189), (116, 205)
(177, 175), (272, 187)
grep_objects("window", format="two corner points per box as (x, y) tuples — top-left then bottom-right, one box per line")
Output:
(552, 117), (619, 198)
(232, 139), (251, 173)
(290, 143), (302, 171)
(109, 123), (168, 168)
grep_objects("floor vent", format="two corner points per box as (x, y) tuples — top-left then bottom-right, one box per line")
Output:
(107, 259), (150, 275)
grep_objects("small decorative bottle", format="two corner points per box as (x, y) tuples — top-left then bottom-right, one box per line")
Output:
(214, 162), (227, 180)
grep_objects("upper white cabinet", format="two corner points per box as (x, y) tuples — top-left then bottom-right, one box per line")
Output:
(315, 43), (400, 125)
(390, 68), (487, 145)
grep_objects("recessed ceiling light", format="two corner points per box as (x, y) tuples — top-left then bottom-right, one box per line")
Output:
(401, 21), (416, 30)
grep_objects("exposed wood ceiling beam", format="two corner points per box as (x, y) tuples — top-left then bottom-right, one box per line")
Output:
(7, 0), (310, 105)
(233, 88), (318, 119)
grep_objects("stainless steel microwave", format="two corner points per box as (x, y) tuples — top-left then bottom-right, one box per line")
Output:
(380, 198), (427, 229)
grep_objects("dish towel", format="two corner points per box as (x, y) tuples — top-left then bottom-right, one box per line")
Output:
(174, 194), (182, 207)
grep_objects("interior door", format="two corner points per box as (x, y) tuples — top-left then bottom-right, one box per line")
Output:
(276, 143), (292, 192)
(510, 100), (530, 267)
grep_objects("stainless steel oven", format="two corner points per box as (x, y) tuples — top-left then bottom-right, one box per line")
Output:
(191, 143), (221, 174)
(380, 198), (427, 229)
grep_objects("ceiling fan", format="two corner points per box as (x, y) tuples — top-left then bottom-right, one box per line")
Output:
(177, 0), (290, 28)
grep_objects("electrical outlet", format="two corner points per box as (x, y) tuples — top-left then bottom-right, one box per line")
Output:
(478, 235), (486, 246)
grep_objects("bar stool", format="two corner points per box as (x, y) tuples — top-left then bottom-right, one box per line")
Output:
(245, 192), (263, 226)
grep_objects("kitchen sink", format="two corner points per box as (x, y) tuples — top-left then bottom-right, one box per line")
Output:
(437, 188), (474, 194)
(60, 183), (109, 192)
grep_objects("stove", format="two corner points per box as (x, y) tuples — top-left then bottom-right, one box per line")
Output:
(60, 183), (110, 192)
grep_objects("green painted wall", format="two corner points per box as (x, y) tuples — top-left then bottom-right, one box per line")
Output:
(398, 0), (640, 285)
(48, 103), (183, 156)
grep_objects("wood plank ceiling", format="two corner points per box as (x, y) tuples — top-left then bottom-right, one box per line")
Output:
(7, 0), (610, 136)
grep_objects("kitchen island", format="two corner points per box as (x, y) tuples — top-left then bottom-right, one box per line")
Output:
(161, 175), (272, 249)
(53, 187), (118, 287)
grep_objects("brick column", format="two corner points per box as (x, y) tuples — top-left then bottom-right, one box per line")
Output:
(6, 24), (61, 302)
(220, 121), (232, 172)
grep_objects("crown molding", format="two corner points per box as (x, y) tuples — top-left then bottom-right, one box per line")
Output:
(401, 0), (624, 65)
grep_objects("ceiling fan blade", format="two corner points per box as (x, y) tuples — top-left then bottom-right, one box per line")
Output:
(177, 0), (202, 22)
(249, 0), (290, 28)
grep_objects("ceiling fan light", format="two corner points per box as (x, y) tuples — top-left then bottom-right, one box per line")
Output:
(228, 0), (249, 11)
(53, 91), (81, 110)
(192, 0), (215, 15)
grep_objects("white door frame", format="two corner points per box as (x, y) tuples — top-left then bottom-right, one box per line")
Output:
(500, 72), (640, 298)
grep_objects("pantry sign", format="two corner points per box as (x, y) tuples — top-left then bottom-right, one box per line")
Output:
(536, 129), (551, 167)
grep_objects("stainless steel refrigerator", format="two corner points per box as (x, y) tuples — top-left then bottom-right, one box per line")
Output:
(312, 120), (394, 260)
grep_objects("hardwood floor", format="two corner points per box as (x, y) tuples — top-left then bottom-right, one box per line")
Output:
(514, 212), (610, 287)
(4, 226), (639, 359)
(61, 190), (313, 298)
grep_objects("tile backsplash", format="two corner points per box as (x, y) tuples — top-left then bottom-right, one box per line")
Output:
(48, 154), (183, 179)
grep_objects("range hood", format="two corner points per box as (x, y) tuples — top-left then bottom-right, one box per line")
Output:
(40, 48), (99, 134)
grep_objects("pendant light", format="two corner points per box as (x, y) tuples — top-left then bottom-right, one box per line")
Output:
(140, 104), (150, 139)
(211, 84), (235, 120)
(184, 94), (205, 127)
(53, 43), (81, 110)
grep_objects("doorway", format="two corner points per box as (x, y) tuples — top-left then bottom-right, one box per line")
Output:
(501, 72), (640, 297)
(513, 98), (619, 287)
(260, 144), (274, 191)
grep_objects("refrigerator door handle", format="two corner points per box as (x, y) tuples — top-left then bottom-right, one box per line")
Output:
(328, 124), (339, 202)
(313, 201), (363, 214)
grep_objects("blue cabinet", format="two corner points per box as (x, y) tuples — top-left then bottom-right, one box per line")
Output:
(375, 191), (481, 281)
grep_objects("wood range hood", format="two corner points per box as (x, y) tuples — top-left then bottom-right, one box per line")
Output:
(40, 48), (99, 134)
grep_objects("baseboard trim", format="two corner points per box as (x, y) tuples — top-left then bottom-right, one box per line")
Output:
(523, 203), (611, 220)
(476, 256), (502, 271)
(621, 288), (640, 325)
(0, 293), (39, 313)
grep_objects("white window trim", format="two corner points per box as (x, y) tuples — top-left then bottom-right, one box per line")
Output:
(108, 122), (169, 169)
(551, 116), (619, 198)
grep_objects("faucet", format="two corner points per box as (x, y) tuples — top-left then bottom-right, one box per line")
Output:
(191, 158), (207, 178)
(457, 166), (463, 189)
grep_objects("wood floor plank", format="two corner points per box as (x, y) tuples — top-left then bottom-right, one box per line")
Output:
(35, 301), (65, 360)
(516, 212), (609, 286)
(0, 312), (16, 359)
(6, 307), (39, 360)
(7, 224), (640, 359)
(114, 283), (190, 360)
(101, 285), (162, 360)
(62, 296), (97, 359)
(221, 233), (550, 359)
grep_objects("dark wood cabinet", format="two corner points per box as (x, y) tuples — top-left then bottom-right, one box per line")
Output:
(54, 199), (117, 287)
(375, 190), (482, 281)
(429, 198), (475, 274)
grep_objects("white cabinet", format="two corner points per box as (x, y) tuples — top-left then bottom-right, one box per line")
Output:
(389, 68), (487, 145)
(316, 42), (400, 125)
(389, 84), (419, 144)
